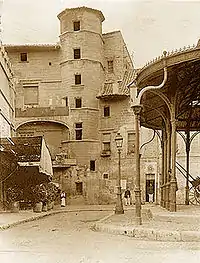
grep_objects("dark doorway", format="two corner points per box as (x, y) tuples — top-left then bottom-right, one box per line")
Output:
(76, 182), (83, 195)
(146, 179), (155, 202)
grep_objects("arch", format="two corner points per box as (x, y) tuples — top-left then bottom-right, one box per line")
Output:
(16, 120), (70, 160)
(15, 119), (70, 130)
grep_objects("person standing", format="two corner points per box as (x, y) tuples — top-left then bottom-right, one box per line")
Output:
(124, 187), (131, 206)
(60, 190), (66, 207)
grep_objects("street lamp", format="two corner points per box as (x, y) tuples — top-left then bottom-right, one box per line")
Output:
(115, 132), (124, 214)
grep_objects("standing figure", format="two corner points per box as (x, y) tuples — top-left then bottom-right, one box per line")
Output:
(60, 190), (66, 207)
(124, 188), (131, 206)
(148, 183), (154, 203)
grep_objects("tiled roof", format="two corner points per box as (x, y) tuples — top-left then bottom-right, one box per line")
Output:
(0, 136), (43, 162)
(4, 43), (61, 50)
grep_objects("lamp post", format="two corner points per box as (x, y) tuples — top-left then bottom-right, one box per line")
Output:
(115, 132), (124, 214)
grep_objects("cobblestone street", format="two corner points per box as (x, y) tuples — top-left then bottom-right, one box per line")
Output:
(0, 210), (200, 263)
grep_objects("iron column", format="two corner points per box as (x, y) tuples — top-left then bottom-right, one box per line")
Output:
(115, 133), (124, 214)
(132, 105), (143, 225)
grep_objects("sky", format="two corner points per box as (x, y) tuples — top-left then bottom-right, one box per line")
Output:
(1, 0), (200, 68)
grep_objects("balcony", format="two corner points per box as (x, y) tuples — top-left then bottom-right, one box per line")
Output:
(53, 153), (77, 168)
(101, 150), (111, 157)
(97, 69), (135, 100)
(16, 106), (69, 118)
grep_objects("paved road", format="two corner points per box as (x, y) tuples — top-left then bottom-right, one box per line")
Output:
(0, 211), (200, 263)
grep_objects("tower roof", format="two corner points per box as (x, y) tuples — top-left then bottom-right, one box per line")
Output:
(58, 6), (105, 22)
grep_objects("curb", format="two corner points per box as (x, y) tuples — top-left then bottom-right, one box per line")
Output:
(0, 207), (114, 231)
(93, 222), (200, 242)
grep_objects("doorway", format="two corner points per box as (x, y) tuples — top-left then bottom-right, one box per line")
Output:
(76, 182), (83, 195)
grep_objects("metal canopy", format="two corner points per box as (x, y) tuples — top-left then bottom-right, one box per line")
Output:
(136, 44), (200, 131)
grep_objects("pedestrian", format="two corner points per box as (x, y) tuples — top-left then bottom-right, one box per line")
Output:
(124, 187), (131, 206)
(60, 190), (66, 207)
(148, 183), (154, 203)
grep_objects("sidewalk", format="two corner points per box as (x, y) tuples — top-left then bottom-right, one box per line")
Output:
(1, 204), (200, 242)
(0, 204), (115, 230)
(93, 203), (200, 242)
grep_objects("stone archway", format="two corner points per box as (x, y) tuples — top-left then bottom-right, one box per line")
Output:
(16, 121), (70, 159)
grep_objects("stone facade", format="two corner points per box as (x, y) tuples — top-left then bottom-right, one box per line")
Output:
(4, 6), (199, 206)
(0, 45), (15, 138)
(0, 43), (15, 208)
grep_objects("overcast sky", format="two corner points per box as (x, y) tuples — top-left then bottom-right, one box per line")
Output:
(1, 0), (200, 68)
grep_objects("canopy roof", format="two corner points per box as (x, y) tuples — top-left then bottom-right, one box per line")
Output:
(135, 42), (200, 131)
(0, 136), (53, 177)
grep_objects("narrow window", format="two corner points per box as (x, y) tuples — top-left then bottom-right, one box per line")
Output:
(74, 21), (80, 31)
(104, 106), (110, 117)
(102, 133), (111, 153)
(65, 97), (68, 107)
(108, 60), (114, 73)
(90, 160), (96, 171)
(75, 98), (82, 108)
(75, 74), (81, 85)
(75, 122), (82, 140)
(20, 53), (27, 62)
(74, 48), (81, 59)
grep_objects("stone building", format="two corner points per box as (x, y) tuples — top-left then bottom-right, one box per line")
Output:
(4, 6), (165, 205)
(0, 43), (15, 208)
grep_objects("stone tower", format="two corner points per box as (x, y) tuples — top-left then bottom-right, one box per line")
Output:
(58, 7), (105, 165)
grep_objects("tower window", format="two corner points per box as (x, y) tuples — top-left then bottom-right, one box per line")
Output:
(108, 60), (114, 73)
(75, 74), (81, 85)
(75, 98), (82, 108)
(90, 160), (96, 171)
(104, 106), (110, 117)
(74, 21), (80, 31)
(75, 122), (82, 140)
(20, 53), (27, 62)
(74, 49), (81, 59)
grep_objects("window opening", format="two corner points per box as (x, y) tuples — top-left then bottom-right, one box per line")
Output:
(74, 49), (81, 59)
(75, 122), (82, 140)
(65, 97), (68, 107)
(20, 53), (27, 62)
(74, 21), (80, 31)
(90, 160), (96, 171)
(104, 106), (110, 117)
(75, 74), (81, 85)
(75, 98), (82, 108)
(103, 173), (109, 179)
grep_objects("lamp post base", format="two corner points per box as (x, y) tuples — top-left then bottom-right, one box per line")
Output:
(134, 187), (142, 225)
(115, 192), (124, 214)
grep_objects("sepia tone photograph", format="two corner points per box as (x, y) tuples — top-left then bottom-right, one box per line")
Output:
(0, 0), (200, 262)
